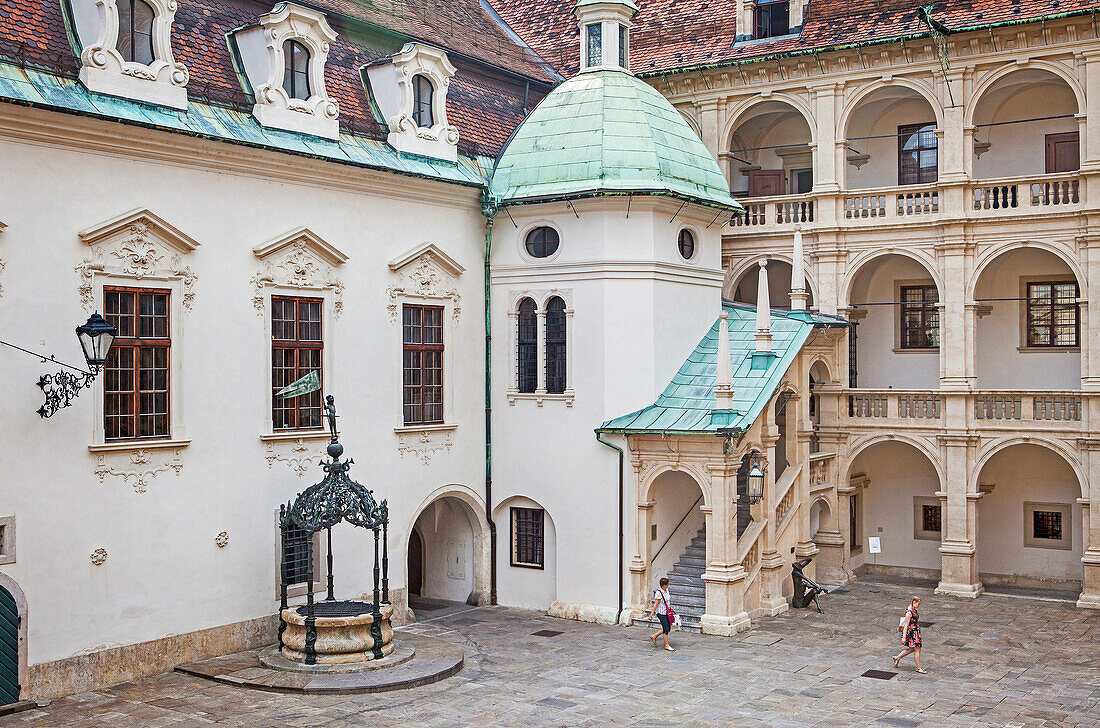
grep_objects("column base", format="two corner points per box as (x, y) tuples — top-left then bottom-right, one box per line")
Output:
(934, 581), (984, 598)
(700, 611), (751, 636)
(1076, 593), (1100, 610)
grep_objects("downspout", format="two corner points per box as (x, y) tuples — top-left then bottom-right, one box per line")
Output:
(483, 199), (498, 605)
(595, 431), (625, 625)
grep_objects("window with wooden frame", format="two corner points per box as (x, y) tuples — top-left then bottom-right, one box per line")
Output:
(898, 123), (938, 185)
(517, 298), (537, 394)
(281, 40), (311, 101)
(104, 287), (170, 441)
(545, 297), (567, 394)
(117, 0), (156, 64)
(900, 284), (939, 349)
(753, 0), (789, 38)
(1026, 280), (1079, 348)
(511, 507), (544, 568)
(1045, 131), (1079, 174)
(412, 74), (434, 127)
(402, 304), (444, 425)
(271, 296), (323, 430)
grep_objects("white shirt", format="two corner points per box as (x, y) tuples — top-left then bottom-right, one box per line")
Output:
(653, 588), (671, 615)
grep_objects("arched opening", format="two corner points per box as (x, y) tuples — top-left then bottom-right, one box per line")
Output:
(728, 258), (814, 309)
(845, 440), (942, 581)
(408, 490), (490, 608)
(282, 40), (311, 100)
(972, 69), (1080, 180)
(545, 296), (567, 394)
(0, 573), (27, 707)
(809, 498), (830, 541)
(727, 100), (813, 198)
(846, 253), (941, 389)
(647, 470), (707, 630)
(808, 360), (831, 452)
(774, 392), (796, 479)
(976, 443), (1083, 595)
(973, 247), (1081, 389)
(407, 528), (424, 596)
(516, 297), (537, 393)
(493, 496), (557, 610)
(843, 85), (940, 190)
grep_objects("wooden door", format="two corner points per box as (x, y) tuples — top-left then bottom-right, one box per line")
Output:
(1045, 132), (1079, 173)
(747, 169), (784, 197)
(0, 585), (18, 706)
(408, 529), (423, 596)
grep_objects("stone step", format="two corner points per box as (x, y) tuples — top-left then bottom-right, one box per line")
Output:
(635, 615), (702, 634)
(669, 586), (705, 600)
(682, 546), (705, 558)
(675, 555), (706, 568)
(670, 595), (705, 610)
(671, 561), (704, 574)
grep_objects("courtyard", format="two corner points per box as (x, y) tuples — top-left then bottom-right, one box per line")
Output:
(3, 582), (1097, 727)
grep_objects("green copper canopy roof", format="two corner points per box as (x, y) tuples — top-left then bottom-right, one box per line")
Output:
(599, 302), (846, 434)
(490, 70), (740, 211)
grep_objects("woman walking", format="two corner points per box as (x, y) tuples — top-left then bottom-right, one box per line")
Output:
(892, 596), (927, 673)
(648, 577), (675, 651)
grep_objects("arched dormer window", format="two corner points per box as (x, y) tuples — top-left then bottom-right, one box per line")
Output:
(517, 298), (537, 393)
(117, 0), (155, 65)
(545, 297), (567, 394)
(412, 74), (434, 128)
(282, 40), (311, 101)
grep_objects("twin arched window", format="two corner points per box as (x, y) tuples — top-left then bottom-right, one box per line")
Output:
(117, 0), (155, 65)
(413, 74), (434, 127)
(282, 40), (311, 100)
(516, 296), (567, 394)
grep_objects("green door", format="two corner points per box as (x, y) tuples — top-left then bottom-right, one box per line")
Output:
(0, 585), (18, 705)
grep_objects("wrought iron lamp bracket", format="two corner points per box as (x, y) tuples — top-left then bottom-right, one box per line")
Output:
(37, 364), (101, 418)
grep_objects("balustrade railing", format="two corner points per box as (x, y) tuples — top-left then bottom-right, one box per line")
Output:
(730, 195), (813, 226)
(836, 389), (1088, 429)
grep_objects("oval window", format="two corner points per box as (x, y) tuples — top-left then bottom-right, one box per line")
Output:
(678, 229), (696, 260)
(524, 227), (560, 259)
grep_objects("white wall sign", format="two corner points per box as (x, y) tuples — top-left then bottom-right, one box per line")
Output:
(867, 536), (882, 554)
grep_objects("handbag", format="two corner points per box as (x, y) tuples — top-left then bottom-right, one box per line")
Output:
(660, 592), (680, 630)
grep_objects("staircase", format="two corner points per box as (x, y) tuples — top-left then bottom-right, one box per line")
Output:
(638, 527), (707, 633)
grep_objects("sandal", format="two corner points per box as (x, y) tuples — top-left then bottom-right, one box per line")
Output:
(916, 668), (928, 674)
(651, 634), (657, 645)
(892, 656), (900, 668)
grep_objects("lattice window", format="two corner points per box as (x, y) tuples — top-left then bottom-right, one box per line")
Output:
(900, 284), (939, 349)
(402, 305), (444, 425)
(922, 504), (941, 533)
(104, 287), (170, 440)
(1032, 510), (1063, 541)
(898, 123), (938, 185)
(545, 297), (567, 394)
(271, 296), (323, 430)
(517, 298), (537, 393)
(511, 507), (544, 568)
(1027, 281), (1078, 347)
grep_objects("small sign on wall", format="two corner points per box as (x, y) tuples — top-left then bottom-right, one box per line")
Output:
(868, 536), (882, 554)
(447, 540), (467, 580)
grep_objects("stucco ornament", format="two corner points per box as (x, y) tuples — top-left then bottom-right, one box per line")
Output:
(89, 548), (108, 565)
(215, 531), (229, 548)
(75, 0), (189, 109)
(396, 429), (453, 463)
(251, 228), (348, 317)
(386, 243), (464, 323)
(76, 209), (200, 311)
(264, 438), (325, 477)
(251, 3), (340, 139)
(94, 448), (184, 493)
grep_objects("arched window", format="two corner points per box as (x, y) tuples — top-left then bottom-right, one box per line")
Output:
(517, 298), (537, 393)
(524, 227), (559, 259)
(282, 40), (311, 100)
(545, 297), (567, 394)
(413, 74), (434, 127)
(678, 229), (695, 260)
(117, 0), (155, 65)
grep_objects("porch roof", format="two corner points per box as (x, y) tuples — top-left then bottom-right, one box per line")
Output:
(598, 301), (846, 435)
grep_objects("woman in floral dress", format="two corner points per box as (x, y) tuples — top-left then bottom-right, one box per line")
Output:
(892, 596), (927, 674)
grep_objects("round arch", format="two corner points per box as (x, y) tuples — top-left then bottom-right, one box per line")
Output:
(641, 464), (711, 509)
(965, 61), (1084, 128)
(970, 437), (1087, 499)
(838, 77), (945, 139)
(840, 434), (945, 489)
(966, 240), (1085, 302)
(679, 108), (703, 139)
(809, 356), (833, 383)
(841, 247), (944, 307)
(722, 93), (818, 150)
(0, 571), (27, 703)
(725, 254), (820, 304)
(809, 495), (833, 536)
(404, 484), (492, 605)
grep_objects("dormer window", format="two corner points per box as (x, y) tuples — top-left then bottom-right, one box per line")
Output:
(585, 23), (602, 67)
(69, 0), (189, 109)
(118, 0), (155, 65)
(754, 0), (790, 39)
(412, 75), (434, 128)
(282, 40), (311, 101)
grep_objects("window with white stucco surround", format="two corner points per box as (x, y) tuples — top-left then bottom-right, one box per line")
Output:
(67, 0), (189, 109)
(507, 290), (574, 407)
(232, 2), (340, 139)
(76, 209), (198, 492)
(0, 515), (14, 565)
(363, 43), (459, 161)
(250, 228), (347, 475)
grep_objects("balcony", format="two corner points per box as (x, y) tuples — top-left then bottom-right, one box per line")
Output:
(838, 389), (1089, 433)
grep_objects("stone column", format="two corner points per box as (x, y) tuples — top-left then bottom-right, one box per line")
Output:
(700, 459), (751, 634)
(835, 471), (866, 583)
(811, 84), (840, 229)
(535, 308), (547, 395)
(1081, 53), (1100, 170)
(696, 99), (721, 163)
(1079, 230), (1100, 390)
(1077, 439), (1100, 609)
(935, 434), (983, 597)
(628, 454), (652, 616)
(937, 235), (974, 390)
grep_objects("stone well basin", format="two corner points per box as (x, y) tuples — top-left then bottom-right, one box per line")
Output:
(280, 600), (394, 664)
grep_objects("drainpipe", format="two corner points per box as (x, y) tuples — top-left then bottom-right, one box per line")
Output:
(595, 431), (625, 625)
(483, 206), (498, 605)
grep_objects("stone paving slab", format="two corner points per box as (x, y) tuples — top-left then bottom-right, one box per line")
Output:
(4, 582), (1099, 727)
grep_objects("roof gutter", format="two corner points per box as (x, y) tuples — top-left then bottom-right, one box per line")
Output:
(497, 188), (744, 214)
(636, 6), (1100, 79)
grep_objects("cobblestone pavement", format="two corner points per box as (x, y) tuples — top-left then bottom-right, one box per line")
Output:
(5, 582), (1099, 727)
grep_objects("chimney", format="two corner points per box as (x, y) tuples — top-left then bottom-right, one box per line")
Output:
(789, 224), (808, 311)
(755, 260), (772, 353)
(715, 310), (733, 410)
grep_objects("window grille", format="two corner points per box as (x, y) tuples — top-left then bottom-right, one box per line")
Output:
(1027, 281), (1079, 347)
(272, 296), (323, 430)
(282, 40), (311, 100)
(900, 285), (939, 349)
(517, 298), (537, 393)
(402, 305), (444, 425)
(921, 504), (941, 533)
(117, 0), (155, 65)
(104, 287), (170, 440)
(586, 23), (602, 67)
(545, 297), (567, 394)
(511, 507), (544, 568)
(1033, 510), (1063, 540)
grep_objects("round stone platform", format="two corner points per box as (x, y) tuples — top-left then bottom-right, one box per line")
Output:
(176, 632), (462, 694)
(258, 640), (414, 673)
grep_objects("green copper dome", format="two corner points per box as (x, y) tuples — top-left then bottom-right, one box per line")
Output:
(489, 71), (740, 211)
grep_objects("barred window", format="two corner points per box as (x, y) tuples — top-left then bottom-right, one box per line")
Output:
(511, 507), (544, 568)
(921, 504), (941, 533)
(282, 40), (311, 100)
(1032, 510), (1063, 541)
(898, 123), (938, 185)
(104, 287), (170, 440)
(117, 0), (155, 65)
(403, 304), (444, 425)
(1027, 281), (1078, 347)
(900, 284), (939, 349)
(517, 298), (537, 393)
(545, 297), (567, 394)
(282, 524), (314, 585)
(272, 296), (323, 430)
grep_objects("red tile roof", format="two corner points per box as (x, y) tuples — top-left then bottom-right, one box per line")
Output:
(0, 0), (552, 157)
(487, 0), (1100, 77)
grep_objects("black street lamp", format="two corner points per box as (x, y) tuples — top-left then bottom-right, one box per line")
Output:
(0, 312), (117, 418)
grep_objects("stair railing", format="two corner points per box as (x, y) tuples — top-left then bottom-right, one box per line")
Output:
(651, 494), (704, 566)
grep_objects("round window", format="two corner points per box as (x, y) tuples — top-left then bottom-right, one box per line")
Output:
(524, 226), (560, 258)
(678, 229), (696, 260)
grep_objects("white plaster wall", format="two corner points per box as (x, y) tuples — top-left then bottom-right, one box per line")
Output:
(976, 445), (1083, 582)
(0, 110), (487, 667)
(973, 75), (1078, 179)
(845, 95), (939, 190)
(730, 112), (812, 195)
(974, 248), (1081, 389)
(648, 471), (706, 584)
(849, 255), (940, 389)
(856, 442), (942, 571)
(493, 496), (557, 611)
(731, 260), (812, 309)
(412, 499), (476, 603)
